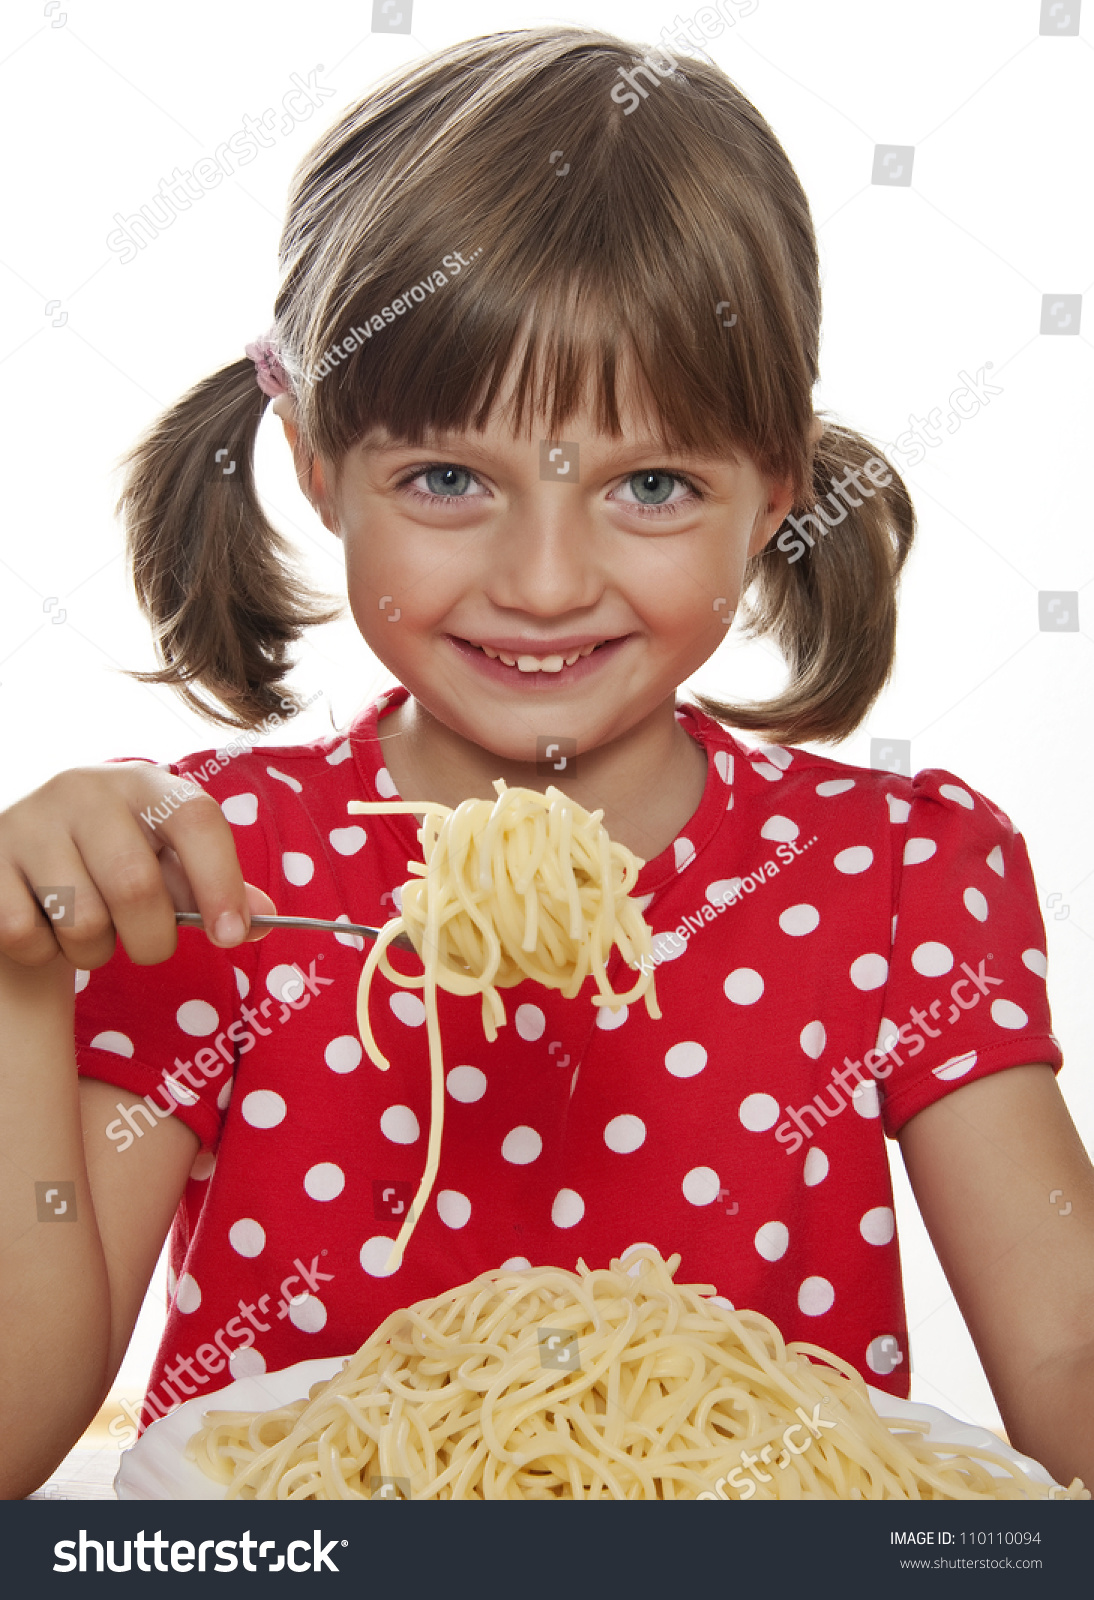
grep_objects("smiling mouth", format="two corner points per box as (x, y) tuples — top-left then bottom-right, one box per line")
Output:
(462, 640), (609, 673)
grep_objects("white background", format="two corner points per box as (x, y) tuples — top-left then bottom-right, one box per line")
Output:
(1, 0), (1091, 1434)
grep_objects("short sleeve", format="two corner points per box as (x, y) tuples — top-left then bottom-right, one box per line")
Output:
(875, 768), (1063, 1137)
(74, 754), (263, 1153)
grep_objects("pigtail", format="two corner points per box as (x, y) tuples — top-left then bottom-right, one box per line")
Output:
(115, 358), (341, 730)
(691, 422), (916, 748)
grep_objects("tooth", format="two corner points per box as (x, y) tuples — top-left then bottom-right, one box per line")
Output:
(481, 645), (499, 659)
(539, 656), (565, 672)
(563, 651), (581, 667)
(497, 651), (518, 666)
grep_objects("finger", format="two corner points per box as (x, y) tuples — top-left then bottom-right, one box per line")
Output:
(3, 864), (119, 971)
(68, 817), (183, 968)
(131, 783), (257, 949)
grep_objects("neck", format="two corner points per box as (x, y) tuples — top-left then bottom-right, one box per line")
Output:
(377, 694), (708, 865)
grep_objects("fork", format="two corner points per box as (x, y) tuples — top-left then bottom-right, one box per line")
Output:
(174, 911), (416, 954)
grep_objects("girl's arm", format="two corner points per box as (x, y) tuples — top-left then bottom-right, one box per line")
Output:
(0, 949), (199, 1498)
(898, 1063), (1094, 1491)
(0, 763), (265, 1499)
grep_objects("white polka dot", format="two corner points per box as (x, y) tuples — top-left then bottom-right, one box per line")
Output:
(325, 1034), (363, 1073)
(803, 1147), (829, 1185)
(266, 963), (305, 1003)
(436, 1189), (471, 1228)
(288, 1293), (328, 1333)
(166, 1076), (198, 1106)
(939, 783), (974, 809)
(739, 1092), (779, 1132)
(665, 1041), (707, 1078)
(714, 750), (733, 785)
(620, 1242), (659, 1275)
(933, 1051), (977, 1081)
(390, 991), (426, 1027)
(551, 1189), (585, 1228)
(724, 967), (764, 1004)
(964, 887), (988, 921)
(751, 760), (784, 782)
(447, 1065), (487, 1102)
(334, 915), (365, 951)
(375, 766), (399, 798)
(986, 845), (1005, 877)
(850, 953), (888, 991)
(760, 814), (799, 843)
(326, 739), (352, 765)
(74, 968), (90, 994)
(652, 930), (688, 961)
(90, 1030), (134, 1057)
(779, 903), (820, 937)
(604, 1114), (646, 1153)
(876, 1016), (900, 1053)
(229, 1346), (267, 1379)
(515, 1003), (546, 1041)
(329, 826), (367, 855)
(217, 1077), (234, 1110)
(1022, 948), (1048, 978)
(866, 1336), (903, 1376)
(800, 1020), (826, 1059)
(176, 1274), (201, 1313)
(853, 1081), (880, 1119)
(501, 1125), (543, 1164)
(500, 1256), (532, 1271)
(265, 764), (302, 792)
(241, 1090), (286, 1129)
(758, 744), (793, 770)
(380, 1104), (419, 1143)
(798, 1276), (834, 1316)
(228, 1218), (265, 1257)
(167, 1265), (178, 1297)
(834, 845), (873, 875)
(674, 836), (696, 871)
(886, 794), (911, 823)
(190, 1151), (216, 1181)
(709, 1295), (735, 1311)
(233, 966), (250, 999)
(596, 1002), (629, 1029)
(360, 1236), (400, 1276)
(912, 941), (953, 977)
(816, 778), (855, 797)
(991, 999), (1028, 1029)
(706, 880), (741, 909)
(904, 837), (937, 865)
(682, 1166), (721, 1206)
(754, 1221), (789, 1261)
(860, 1206), (895, 1246)
(282, 851), (314, 886)
(221, 793), (258, 825)
(304, 1162), (345, 1201)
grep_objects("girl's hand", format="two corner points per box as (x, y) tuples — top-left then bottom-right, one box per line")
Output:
(0, 762), (274, 971)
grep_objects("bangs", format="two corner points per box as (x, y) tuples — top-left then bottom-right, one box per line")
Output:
(279, 31), (816, 496)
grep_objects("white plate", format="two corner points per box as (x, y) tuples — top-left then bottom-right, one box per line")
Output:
(115, 1365), (1063, 1500)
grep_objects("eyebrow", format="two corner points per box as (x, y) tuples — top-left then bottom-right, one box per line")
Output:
(360, 429), (739, 466)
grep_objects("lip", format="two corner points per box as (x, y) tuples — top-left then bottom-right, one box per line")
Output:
(446, 633), (631, 688)
(460, 635), (618, 654)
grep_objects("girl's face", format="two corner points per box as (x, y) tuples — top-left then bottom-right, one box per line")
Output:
(276, 362), (800, 768)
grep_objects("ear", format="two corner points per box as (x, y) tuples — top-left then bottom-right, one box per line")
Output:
(271, 395), (341, 537)
(747, 416), (825, 558)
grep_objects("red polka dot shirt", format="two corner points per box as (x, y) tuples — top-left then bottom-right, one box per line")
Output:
(74, 686), (1064, 1430)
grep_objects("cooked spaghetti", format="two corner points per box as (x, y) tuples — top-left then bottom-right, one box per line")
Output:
(345, 781), (660, 1270)
(185, 1247), (1088, 1500)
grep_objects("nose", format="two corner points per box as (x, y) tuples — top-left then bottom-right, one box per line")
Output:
(487, 484), (604, 616)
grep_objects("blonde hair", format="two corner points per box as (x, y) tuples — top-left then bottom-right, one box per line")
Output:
(117, 24), (914, 740)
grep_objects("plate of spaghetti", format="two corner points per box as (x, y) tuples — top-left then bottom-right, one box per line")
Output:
(114, 1247), (1086, 1500)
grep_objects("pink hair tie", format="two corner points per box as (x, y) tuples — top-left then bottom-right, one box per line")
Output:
(244, 330), (290, 398)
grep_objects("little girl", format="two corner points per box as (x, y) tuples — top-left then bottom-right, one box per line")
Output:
(3, 25), (1093, 1501)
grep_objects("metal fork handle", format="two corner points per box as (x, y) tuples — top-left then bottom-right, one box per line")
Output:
(174, 911), (416, 954)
